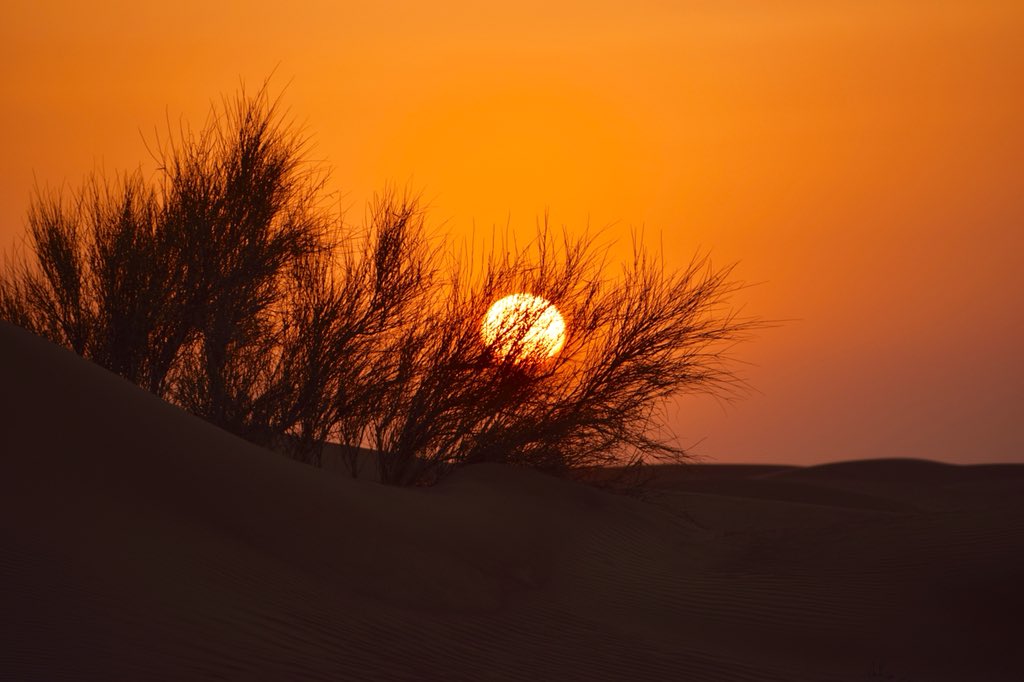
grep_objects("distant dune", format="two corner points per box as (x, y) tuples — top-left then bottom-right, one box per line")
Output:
(2, 321), (1022, 681)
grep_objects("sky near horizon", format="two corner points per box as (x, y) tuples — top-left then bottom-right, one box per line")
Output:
(2, 1), (1021, 464)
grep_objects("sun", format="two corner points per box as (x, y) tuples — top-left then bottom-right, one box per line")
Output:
(482, 293), (566, 362)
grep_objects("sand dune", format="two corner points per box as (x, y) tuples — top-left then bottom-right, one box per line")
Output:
(1, 321), (1021, 681)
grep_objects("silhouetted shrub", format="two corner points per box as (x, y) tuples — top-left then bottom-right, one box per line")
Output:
(0, 84), (754, 485)
(356, 226), (753, 484)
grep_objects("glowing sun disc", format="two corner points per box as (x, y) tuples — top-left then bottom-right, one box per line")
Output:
(482, 293), (566, 361)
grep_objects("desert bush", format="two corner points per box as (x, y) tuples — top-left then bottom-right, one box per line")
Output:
(0, 85), (342, 449)
(0, 172), (179, 391)
(252, 189), (436, 466)
(153, 88), (330, 441)
(354, 226), (753, 484)
(0, 84), (754, 485)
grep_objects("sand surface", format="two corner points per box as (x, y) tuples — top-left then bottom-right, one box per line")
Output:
(1, 321), (1022, 681)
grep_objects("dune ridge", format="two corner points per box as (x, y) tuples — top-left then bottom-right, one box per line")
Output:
(1, 321), (1021, 681)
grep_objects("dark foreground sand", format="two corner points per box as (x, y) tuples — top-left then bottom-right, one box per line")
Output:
(2, 321), (1022, 681)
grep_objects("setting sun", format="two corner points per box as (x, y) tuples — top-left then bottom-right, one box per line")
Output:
(482, 293), (566, 362)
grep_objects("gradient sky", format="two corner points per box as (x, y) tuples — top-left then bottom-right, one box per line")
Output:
(2, 1), (1021, 464)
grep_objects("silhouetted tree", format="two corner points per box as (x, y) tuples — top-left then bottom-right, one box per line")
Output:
(352, 226), (753, 484)
(156, 88), (329, 440)
(242, 189), (435, 466)
(0, 84), (755, 486)
(0, 86), (335, 440)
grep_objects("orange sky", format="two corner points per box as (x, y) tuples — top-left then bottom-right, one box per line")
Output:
(2, 0), (1022, 463)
